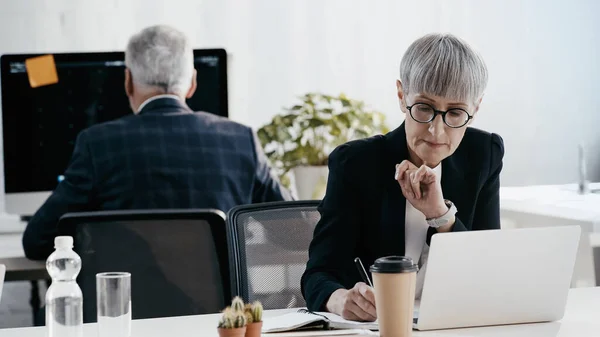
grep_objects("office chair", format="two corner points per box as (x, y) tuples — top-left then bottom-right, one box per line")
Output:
(58, 209), (230, 323)
(227, 200), (321, 309)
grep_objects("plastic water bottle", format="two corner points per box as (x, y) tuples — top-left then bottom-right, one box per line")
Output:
(46, 236), (83, 337)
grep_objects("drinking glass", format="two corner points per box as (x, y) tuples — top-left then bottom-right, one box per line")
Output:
(96, 272), (131, 337)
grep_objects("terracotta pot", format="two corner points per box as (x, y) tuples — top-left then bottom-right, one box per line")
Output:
(245, 322), (263, 337)
(217, 327), (246, 337)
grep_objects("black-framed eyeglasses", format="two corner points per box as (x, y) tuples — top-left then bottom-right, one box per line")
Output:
(406, 103), (472, 128)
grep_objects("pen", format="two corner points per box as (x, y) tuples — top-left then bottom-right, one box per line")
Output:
(354, 257), (373, 287)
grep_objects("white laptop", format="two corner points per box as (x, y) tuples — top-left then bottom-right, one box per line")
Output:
(0, 264), (5, 304)
(413, 225), (580, 331)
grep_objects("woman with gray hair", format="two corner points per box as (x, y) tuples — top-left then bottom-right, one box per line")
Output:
(301, 33), (504, 321)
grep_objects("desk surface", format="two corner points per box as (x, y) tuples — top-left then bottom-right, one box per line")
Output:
(0, 257), (47, 282)
(500, 183), (600, 224)
(0, 232), (48, 282)
(3, 287), (599, 336)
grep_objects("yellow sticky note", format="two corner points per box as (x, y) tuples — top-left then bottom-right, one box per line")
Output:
(25, 54), (59, 88)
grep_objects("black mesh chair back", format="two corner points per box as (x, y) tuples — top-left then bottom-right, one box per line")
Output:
(58, 209), (230, 323)
(227, 201), (321, 309)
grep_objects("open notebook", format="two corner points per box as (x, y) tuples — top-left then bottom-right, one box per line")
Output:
(262, 309), (379, 333)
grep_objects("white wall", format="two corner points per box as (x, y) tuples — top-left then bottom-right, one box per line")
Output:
(0, 0), (599, 200)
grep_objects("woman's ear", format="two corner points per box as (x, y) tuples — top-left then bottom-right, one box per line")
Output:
(475, 95), (483, 112)
(396, 80), (406, 113)
(396, 80), (405, 101)
(469, 96), (483, 125)
(474, 95), (483, 114)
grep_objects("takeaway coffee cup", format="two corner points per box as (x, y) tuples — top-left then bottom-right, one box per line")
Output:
(370, 256), (418, 337)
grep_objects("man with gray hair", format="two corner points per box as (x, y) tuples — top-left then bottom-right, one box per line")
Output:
(124, 25), (196, 111)
(23, 25), (292, 260)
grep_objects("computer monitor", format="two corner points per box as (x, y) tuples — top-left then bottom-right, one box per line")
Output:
(0, 49), (228, 215)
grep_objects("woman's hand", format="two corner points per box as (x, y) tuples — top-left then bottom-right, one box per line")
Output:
(325, 282), (377, 322)
(395, 160), (448, 219)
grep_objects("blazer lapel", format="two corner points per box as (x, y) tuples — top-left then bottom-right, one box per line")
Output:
(379, 124), (409, 256)
(440, 155), (467, 210)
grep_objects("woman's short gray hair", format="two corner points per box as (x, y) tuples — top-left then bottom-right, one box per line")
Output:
(125, 25), (194, 96)
(400, 33), (488, 104)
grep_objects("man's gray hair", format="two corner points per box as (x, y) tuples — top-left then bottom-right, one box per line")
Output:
(125, 25), (194, 96)
(400, 33), (488, 104)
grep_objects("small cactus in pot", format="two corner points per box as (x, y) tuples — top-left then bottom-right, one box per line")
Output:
(244, 301), (264, 337)
(217, 307), (247, 337)
(244, 304), (254, 324)
(251, 301), (263, 322)
(231, 296), (245, 312)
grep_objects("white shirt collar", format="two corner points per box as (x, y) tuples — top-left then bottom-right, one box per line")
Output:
(432, 163), (442, 178)
(137, 94), (182, 113)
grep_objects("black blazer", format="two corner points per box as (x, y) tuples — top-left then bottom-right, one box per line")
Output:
(23, 97), (291, 260)
(301, 123), (504, 311)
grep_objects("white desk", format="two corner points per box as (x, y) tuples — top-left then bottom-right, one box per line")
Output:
(0, 214), (27, 258)
(2, 287), (599, 337)
(500, 183), (600, 226)
(500, 183), (600, 287)
(0, 217), (48, 326)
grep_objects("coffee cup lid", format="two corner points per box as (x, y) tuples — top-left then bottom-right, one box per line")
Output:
(369, 256), (418, 273)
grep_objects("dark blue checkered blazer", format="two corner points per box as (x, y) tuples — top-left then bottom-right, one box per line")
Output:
(23, 97), (292, 260)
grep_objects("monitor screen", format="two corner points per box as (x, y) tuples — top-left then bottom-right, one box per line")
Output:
(1, 49), (228, 214)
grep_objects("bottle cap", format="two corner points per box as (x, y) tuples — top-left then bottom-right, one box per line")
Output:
(54, 236), (74, 249)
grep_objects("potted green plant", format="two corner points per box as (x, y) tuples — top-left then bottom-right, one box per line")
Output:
(257, 92), (389, 199)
